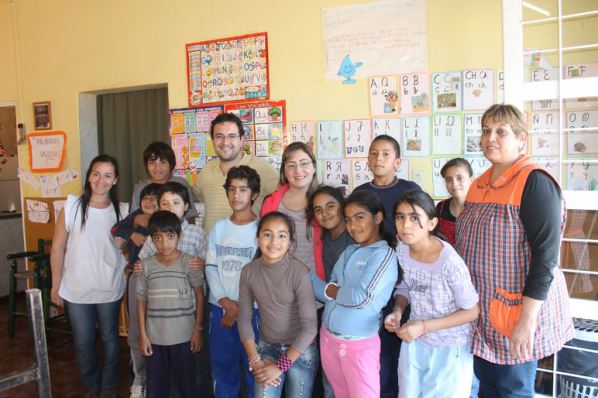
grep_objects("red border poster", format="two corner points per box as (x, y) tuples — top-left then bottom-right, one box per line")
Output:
(186, 32), (270, 107)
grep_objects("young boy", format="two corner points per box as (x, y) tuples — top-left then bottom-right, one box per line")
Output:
(135, 181), (208, 398)
(132, 141), (197, 219)
(112, 183), (161, 268)
(206, 166), (260, 398)
(111, 183), (160, 398)
(137, 210), (204, 398)
(354, 134), (420, 398)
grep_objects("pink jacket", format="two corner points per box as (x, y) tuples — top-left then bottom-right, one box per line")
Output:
(260, 184), (326, 281)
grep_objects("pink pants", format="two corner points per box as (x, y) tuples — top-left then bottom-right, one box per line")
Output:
(320, 326), (380, 398)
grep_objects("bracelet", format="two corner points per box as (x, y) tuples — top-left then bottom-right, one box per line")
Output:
(421, 320), (427, 335)
(323, 282), (338, 301)
(275, 353), (294, 373)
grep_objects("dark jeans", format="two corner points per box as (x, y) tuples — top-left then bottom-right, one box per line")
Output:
(474, 356), (538, 398)
(146, 342), (199, 398)
(66, 299), (121, 394)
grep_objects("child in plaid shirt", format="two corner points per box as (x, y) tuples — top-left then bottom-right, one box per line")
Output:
(385, 190), (479, 398)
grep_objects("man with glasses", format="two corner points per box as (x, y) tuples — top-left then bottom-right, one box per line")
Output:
(194, 112), (279, 232)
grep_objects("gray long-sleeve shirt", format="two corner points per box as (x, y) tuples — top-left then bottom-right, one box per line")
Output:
(238, 255), (317, 353)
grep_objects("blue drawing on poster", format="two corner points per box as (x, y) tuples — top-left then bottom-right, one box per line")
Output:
(337, 55), (362, 84)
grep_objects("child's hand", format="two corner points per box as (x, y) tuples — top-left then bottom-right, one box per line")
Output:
(133, 261), (142, 276)
(133, 213), (151, 229)
(397, 319), (426, 343)
(218, 298), (239, 320)
(130, 232), (147, 247)
(253, 359), (282, 388)
(221, 313), (236, 328)
(114, 237), (127, 249)
(140, 334), (153, 356)
(189, 256), (205, 270)
(384, 312), (399, 333)
(190, 329), (203, 353)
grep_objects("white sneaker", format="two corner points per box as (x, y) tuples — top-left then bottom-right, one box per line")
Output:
(130, 384), (145, 398)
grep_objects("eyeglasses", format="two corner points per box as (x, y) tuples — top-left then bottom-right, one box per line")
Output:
(213, 134), (241, 142)
(285, 160), (314, 171)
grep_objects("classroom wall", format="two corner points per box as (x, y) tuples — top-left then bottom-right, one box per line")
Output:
(2, 0), (504, 204)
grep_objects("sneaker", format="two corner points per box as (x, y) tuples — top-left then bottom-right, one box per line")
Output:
(130, 384), (145, 398)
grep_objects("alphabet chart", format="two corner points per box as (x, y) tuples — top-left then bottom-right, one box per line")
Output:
(400, 72), (431, 114)
(321, 159), (351, 193)
(372, 117), (402, 143)
(462, 69), (494, 111)
(463, 113), (483, 156)
(344, 119), (372, 158)
(186, 32), (270, 106)
(432, 114), (463, 155)
(566, 110), (598, 155)
(369, 76), (399, 116)
(402, 116), (431, 157)
(317, 120), (344, 159)
(432, 71), (462, 112)
(530, 111), (560, 156)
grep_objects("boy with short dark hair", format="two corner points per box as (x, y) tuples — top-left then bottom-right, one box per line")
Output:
(137, 210), (205, 398)
(206, 165), (261, 398)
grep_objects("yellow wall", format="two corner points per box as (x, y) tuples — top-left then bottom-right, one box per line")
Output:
(3, 0), (503, 201)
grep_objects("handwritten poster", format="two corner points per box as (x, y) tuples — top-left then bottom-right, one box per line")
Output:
(463, 113), (483, 156)
(567, 161), (598, 191)
(288, 121), (316, 152)
(400, 72), (430, 114)
(432, 71), (462, 112)
(432, 114), (463, 155)
(402, 116), (431, 157)
(396, 159), (409, 180)
(567, 110), (598, 155)
(28, 131), (66, 172)
(432, 158), (452, 198)
(39, 175), (61, 197)
(26, 199), (50, 223)
(255, 140), (269, 157)
(530, 67), (559, 111)
(530, 111), (560, 156)
(321, 159), (351, 192)
(322, 0), (427, 80)
(18, 168), (40, 189)
(466, 157), (492, 178)
(372, 117), (402, 143)
(317, 121), (343, 159)
(533, 157), (560, 181)
(369, 76), (399, 116)
(496, 70), (504, 104)
(352, 159), (373, 188)
(462, 69), (494, 111)
(186, 32), (269, 106)
(344, 119), (372, 158)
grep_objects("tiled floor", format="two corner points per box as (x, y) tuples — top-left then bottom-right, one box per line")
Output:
(0, 293), (131, 398)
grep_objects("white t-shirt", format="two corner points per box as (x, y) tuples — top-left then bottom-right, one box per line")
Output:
(58, 194), (128, 304)
(205, 218), (258, 306)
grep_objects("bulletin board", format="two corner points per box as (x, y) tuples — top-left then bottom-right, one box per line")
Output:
(22, 197), (65, 252)
(186, 32), (270, 107)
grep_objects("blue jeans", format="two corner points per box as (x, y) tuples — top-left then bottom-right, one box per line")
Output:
(209, 304), (259, 398)
(474, 356), (538, 398)
(255, 340), (318, 398)
(66, 299), (121, 393)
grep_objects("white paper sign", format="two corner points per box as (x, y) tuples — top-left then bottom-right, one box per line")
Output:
(463, 113), (483, 156)
(53, 200), (66, 223)
(18, 168), (40, 189)
(567, 161), (598, 191)
(255, 140), (269, 157)
(432, 158), (452, 198)
(344, 119), (372, 158)
(321, 159), (351, 192)
(351, 159), (373, 188)
(372, 118), (402, 144)
(26, 199), (50, 223)
(402, 116), (431, 157)
(533, 157), (560, 183)
(462, 69), (494, 111)
(432, 114), (463, 155)
(566, 110), (598, 155)
(400, 72), (430, 114)
(28, 132), (66, 171)
(317, 121), (344, 159)
(530, 67), (559, 110)
(466, 157), (492, 179)
(39, 175), (61, 197)
(432, 71), (462, 112)
(396, 159), (410, 180)
(496, 70), (504, 104)
(369, 76), (399, 116)
(289, 121), (316, 152)
(322, 0), (428, 80)
(530, 111), (560, 156)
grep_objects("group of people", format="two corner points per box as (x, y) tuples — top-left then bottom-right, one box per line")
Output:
(49, 104), (574, 398)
